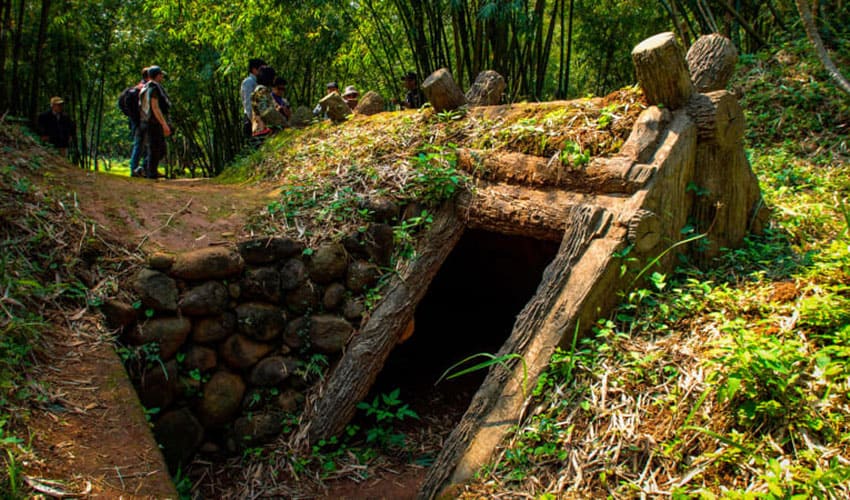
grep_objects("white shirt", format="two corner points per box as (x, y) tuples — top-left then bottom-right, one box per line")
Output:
(241, 74), (258, 119)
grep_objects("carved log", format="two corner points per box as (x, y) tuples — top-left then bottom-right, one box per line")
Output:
(318, 93), (352, 122)
(294, 203), (464, 444)
(422, 68), (467, 112)
(632, 32), (694, 110)
(686, 34), (738, 92)
(354, 91), (384, 116)
(620, 106), (673, 163)
(686, 90), (744, 147)
(456, 149), (655, 194)
(457, 181), (629, 241)
(418, 205), (627, 499)
(465, 70), (506, 106)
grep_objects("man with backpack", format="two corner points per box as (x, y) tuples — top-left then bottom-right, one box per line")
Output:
(118, 67), (149, 176)
(139, 65), (172, 179)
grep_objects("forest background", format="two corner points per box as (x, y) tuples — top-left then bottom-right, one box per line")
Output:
(0, 0), (846, 176)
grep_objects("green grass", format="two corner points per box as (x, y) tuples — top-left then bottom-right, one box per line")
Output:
(461, 38), (850, 498)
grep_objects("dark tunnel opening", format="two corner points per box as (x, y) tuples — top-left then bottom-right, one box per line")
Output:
(368, 229), (561, 430)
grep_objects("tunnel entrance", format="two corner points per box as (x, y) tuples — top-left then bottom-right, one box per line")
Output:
(369, 229), (560, 429)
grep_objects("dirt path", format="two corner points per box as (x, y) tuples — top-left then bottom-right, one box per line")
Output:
(18, 164), (276, 497)
(50, 167), (277, 252)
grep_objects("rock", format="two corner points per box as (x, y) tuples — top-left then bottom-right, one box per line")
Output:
(346, 260), (381, 292)
(184, 345), (217, 372)
(170, 247), (244, 281)
(285, 281), (320, 315)
(100, 299), (137, 329)
(319, 93), (352, 122)
(238, 237), (304, 265)
(309, 315), (353, 353)
(219, 334), (274, 370)
(342, 297), (365, 323)
(422, 68), (467, 112)
(240, 267), (281, 303)
(127, 316), (191, 361)
(179, 281), (229, 316)
(193, 312), (236, 344)
(354, 91), (384, 116)
(134, 269), (178, 312)
(322, 283), (347, 311)
(360, 196), (399, 223)
(196, 371), (246, 428)
(232, 412), (283, 449)
(465, 70), (506, 106)
(227, 282), (241, 299)
(235, 302), (286, 342)
(153, 408), (204, 473)
(306, 243), (348, 284)
(290, 105), (313, 127)
(138, 360), (178, 411)
(283, 316), (309, 349)
(364, 223), (394, 266)
(249, 356), (300, 386)
(274, 388), (305, 413)
(148, 252), (176, 271)
(279, 258), (308, 291)
(342, 231), (369, 260)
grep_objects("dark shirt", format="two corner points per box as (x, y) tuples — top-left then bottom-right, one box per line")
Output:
(405, 88), (426, 109)
(37, 110), (75, 149)
(147, 81), (171, 118)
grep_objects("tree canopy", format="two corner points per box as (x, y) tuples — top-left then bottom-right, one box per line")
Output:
(0, 0), (845, 174)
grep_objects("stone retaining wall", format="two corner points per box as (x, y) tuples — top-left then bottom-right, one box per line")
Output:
(101, 226), (395, 471)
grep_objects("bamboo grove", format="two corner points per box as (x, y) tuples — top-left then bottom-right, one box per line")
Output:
(0, 0), (844, 175)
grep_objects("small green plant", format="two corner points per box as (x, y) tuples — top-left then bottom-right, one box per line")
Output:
(392, 210), (434, 260)
(355, 388), (419, 451)
(558, 140), (590, 168)
(296, 353), (329, 381)
(437, 352), (529, 397)
(406, 145), (467, 204)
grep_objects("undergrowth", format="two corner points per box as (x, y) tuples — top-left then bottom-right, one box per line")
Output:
(459, 38), (850, 498)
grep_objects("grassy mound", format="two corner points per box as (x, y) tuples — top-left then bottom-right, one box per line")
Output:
(454, 40), (850, 498)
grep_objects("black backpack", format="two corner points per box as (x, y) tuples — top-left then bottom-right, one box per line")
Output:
(118, 86), (141, 124)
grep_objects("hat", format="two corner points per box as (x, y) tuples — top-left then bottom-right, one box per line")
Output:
(326, 81), (339, 89)
(401, 71), (418, 81)
(148, 65), (166, 78)
(343, 85), (359, 97)
(50, 96), (64, 105)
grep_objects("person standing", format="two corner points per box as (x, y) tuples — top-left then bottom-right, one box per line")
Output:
(123, 67), (149, 177)
(240, 58), (266, 138)
(141, 66), (171, 179)
(401, 72), (426, 109)
(37, 96), (75, 156)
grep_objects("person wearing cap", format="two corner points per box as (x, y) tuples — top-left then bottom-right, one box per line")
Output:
(241, 58), (266, 138)
(342, 85), (359, 110)
(37, 96), (75, 156)
(140, 65), (172, 179)
(313, 81), (340, 116)
(401, 71), (426, 109)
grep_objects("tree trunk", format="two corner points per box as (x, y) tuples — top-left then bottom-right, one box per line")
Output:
(294, 202), (465, 445)
(794, 0), (850, 95)
(456, 149), (653, 193)
(28, 0), (51, 122)
(456, 180), (630, 241)
(685, 90), (744, 147)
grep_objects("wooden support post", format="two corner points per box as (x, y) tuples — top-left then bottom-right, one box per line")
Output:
(422, 68), (467, 112)
(632, 32), (694, 109)
(686, 34), (738, 92)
